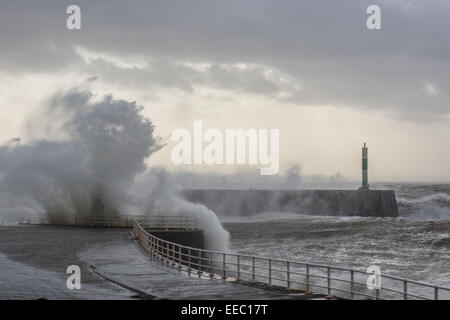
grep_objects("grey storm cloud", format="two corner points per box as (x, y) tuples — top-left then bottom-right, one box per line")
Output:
(0, 0), (449, 121)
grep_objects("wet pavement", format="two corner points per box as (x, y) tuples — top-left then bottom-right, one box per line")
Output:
(0, 225), (320, 300)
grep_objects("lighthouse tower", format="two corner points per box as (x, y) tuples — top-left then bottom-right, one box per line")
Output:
(361, 142), (369, 190)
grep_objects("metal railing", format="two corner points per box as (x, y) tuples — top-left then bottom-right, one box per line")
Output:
(19, 214), (198, 230)
(17, 214), (138, 227)
(134, 216), (199, 230)
(133, 218), (450, 300)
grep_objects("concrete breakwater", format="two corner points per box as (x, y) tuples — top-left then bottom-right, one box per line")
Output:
(183, 189), (399, 217)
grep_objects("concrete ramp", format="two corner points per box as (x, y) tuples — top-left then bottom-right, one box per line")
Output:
(183, 189), (399, 217)
(0, 226), (326, 300)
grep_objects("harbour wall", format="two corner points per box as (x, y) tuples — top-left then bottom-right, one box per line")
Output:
(183, 189), (399, 217)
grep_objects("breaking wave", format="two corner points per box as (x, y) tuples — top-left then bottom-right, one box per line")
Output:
(0, 85), (229, 252)
(397, 193), (450, 221)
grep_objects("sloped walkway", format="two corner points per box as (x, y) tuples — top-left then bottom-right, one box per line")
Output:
(0, 225), (324, 300)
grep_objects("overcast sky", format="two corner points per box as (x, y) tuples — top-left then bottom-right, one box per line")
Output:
(0, 0), (449, 181)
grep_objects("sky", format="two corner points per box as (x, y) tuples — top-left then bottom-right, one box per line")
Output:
(0, 0), (449, 182)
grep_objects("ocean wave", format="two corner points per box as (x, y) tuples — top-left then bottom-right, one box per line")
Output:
(397, 193), (450, 221)
(220, 211), (372, 224)
(398, 193), (450, 204)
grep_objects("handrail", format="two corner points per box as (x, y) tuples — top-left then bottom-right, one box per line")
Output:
(21, 214), (199, 230)
(133, 218), (450, 300)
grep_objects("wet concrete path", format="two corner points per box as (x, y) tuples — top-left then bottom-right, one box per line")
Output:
(0, 225), (322, 300)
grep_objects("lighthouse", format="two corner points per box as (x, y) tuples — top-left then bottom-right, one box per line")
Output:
(362, 142), (369, 190)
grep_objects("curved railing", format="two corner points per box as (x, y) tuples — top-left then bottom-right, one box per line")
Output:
(133, 218), (450, 300)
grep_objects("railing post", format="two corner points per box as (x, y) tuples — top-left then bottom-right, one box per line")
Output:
(350, 269), (354, 299)
(237, 255), (240, 281)
(188, 248), (191, 276)
(269, 259), (272, 286)
(178, 246), (182, 270)
(163, 241), (166, 262)
(306, 264), (310, 293)
(151, 236), (154, 258)
(172, 244), (176, 266)
(157, 238), (160, 259)
(210, 253), (214, 278)
(164, 242), (167, 263)
(252, 257), (255, 282)
(150, 237), (154, 256)
(403, 280), (408, 300)
(198, 251), (202, 278)
(434, 287), (438, 300)
(327, 267), (331, 296)
(157, 239), (160, 261)
(166, 242), (170, 264)
(222, 253), (227, 280)
(286, 262), (291, 290)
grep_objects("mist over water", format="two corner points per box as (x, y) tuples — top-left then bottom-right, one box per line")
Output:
(135, 168), (229, 252)
(0, 86), (229, 252)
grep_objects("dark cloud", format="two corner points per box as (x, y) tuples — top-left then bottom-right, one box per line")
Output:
(0, 0), (449, 121)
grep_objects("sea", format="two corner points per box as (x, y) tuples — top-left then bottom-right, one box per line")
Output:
(222, 183), (450, 288)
